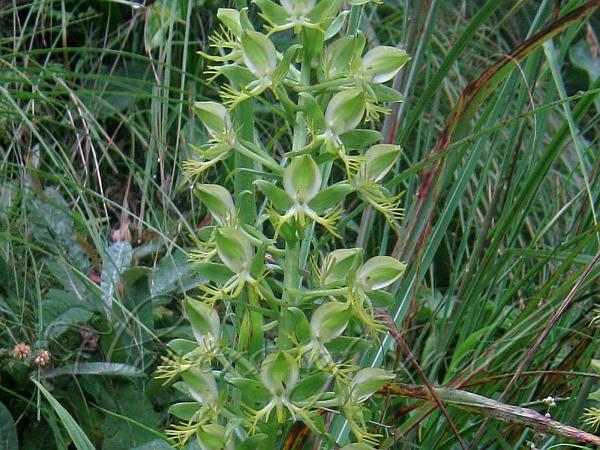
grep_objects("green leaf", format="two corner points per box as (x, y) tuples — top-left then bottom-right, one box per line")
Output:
(41, 362), (144, 379)
(326, 336), (373, 355)
(254, 179), (293, 211)
(43, 289), (94, 338)
(369, 83), (405, 103)
(299, 92), (325, 132)
(235, 434), (268, 450)
(31, 379), (95, 450)
(168, 402), (200, 421)
(272, 44), (301, 87)
(290, 372), (330, 401)
(367, 290), (395, 307)
(308, 181), (354, 214)
(194, 102), (232, 139)
(340, 129), (382, 150)
(228, 378), (271, 404)
(151, 251), (206, 297)
(0, 400), (18, 450)
(101, 241), (132, 319)
(167, 339), (197, 356)
(194, 262), (234, 284)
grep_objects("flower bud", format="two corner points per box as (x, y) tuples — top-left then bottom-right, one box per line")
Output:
(325, 89), (365, 135)
(181, 368), (219, 406)
(360, 46), (410, 83)
(310, 301), (351, 343)
(283, 155), (321, 204)
(196, 184), (236, 226)
(363, 144), (402, 182)
(350, 368), (395, 403)
(184, 298), (220, 344)
(260, 352), (299, 395)
(217, 8), (242, 36)
(215, 227), (254, 274)
(194, 102), (232, 139)
(241, 30), (277, 78)
(196, 423), (226, 450)
(356, 256), (406, 291)
(320, 248), (364, 287)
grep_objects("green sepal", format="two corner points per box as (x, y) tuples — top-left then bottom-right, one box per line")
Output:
(363, 144), (402, 182)
(325, 89), (366, 135)
(283, 155), (321, 204)
(195, 184), (236, 225)
(320, 248), (364, 288)
(217, 8), (242, 36)
(255, 179), (294, 211)
(356, 256), (406, 291)
(215, 227), (254, 273)
(254, 0), (289, 26)
(181, 368), (219, 404)
(241, 30), (277, 78)
(308, 181), (354, 214)
(350, 368), (395, 403)
(184, 298), (221, 342)
(307, 0), (342, 28)
(310, 300), (351, 343)
(290, 371), (330, 402)
(260, 352), (299, 394)
(239, 8), (254, 31)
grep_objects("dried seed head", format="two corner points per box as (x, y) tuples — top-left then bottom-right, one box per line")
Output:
(33, 349), (51, 366)
(12, 343), (31, 360)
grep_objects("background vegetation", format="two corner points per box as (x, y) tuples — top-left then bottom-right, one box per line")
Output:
(0, 0), (599, 448)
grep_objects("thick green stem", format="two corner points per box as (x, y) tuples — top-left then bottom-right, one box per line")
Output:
(279, 32), (313, 350)
(279, 240), (299, 349)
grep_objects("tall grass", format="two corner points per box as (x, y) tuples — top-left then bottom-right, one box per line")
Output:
(0, 0), (598, 448)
